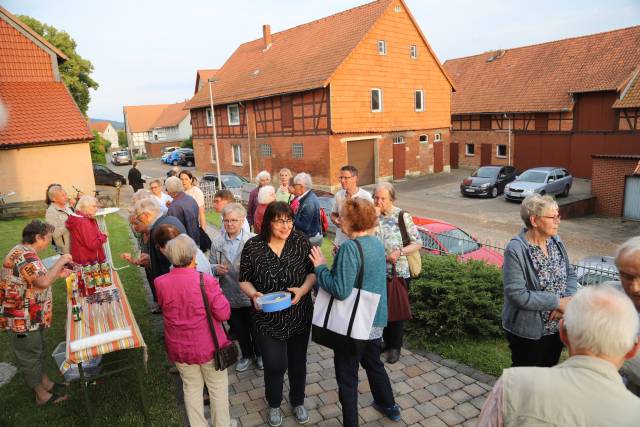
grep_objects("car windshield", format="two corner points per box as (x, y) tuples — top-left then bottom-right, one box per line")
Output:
(471, 167), (499, 179)
(221, 176), (244, 188)
(437, 228), (480, 255)
(517, 170), (547, 183)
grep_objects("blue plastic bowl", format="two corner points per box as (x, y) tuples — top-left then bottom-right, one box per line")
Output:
(257, 292), (292, 313)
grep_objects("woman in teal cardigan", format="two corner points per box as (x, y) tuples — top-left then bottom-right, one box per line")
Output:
(310, 198), (400, 426)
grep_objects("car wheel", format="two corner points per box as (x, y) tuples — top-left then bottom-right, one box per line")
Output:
(490, 187), (498, 198)
(113, 179), (122, 187)
(172, 160), (178, 166)
(186, 160), (193, 167)
(561, 185), (570, 197)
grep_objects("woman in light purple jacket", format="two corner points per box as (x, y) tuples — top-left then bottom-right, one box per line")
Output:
(155, 234), (231, 427)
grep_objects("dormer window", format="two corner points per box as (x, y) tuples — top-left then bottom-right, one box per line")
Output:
(377, 40), (386, 55)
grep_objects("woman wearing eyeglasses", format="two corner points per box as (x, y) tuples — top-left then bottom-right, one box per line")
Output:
(239, 202), (315, 426)
(503, 194), (577, 367)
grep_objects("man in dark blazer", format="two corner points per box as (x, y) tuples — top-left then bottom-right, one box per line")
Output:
(128, 161), (146, 192)
(164, 176), (200, 243)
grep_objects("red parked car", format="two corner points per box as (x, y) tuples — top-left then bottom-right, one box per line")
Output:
(413, 216), (504, 267)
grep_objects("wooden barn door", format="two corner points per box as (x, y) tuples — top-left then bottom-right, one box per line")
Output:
(481, 144), (492, 166)
(393, 137), (406, 180)
(347, 139), (375, 185)
(450, 143), (459, 169)
(434, 140), (443, 172)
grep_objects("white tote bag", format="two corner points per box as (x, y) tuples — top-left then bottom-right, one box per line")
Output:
(312, 240), (380, 352)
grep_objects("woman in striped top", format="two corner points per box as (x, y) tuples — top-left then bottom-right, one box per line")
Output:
(239, 201), (315, 426)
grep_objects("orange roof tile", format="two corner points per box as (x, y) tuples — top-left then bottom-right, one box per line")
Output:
(614, 68), (640, 109)
(195, 69), (218, 94)
(151, 102), (189, 128)
(443, 26), (640, 114)
(0, 81), (92, 147)
(123, 104), (169, 133)
(186, 0), (395, 109)
(0, 7), (67, 63)
(90, 121), (110, 133)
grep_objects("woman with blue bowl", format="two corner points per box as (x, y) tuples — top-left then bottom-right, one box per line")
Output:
(239, 201), (315, 426)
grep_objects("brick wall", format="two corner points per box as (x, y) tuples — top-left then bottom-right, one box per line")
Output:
(592, 157), (639, 216)
(450, 130), (512, 168)
(144, 140), (181, 158)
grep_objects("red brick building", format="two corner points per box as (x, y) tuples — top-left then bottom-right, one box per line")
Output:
(443, 26), (640, 178)
(185, 0), (454, 190)
(591, 155), (640, 219)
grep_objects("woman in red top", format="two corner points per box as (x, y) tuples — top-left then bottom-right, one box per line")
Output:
(65, 195), (107, 265)
(253, 185), (276, 234)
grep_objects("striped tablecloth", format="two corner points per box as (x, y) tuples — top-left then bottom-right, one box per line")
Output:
(61, 270), (146, 373)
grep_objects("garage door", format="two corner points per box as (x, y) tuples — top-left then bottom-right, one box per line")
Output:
(347, 139), (375, 185)
(623, 176), (640, 220)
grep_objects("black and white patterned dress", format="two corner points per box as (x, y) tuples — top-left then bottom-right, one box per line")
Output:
(529, 239), (568, 335)
(239, 231), (314, 340)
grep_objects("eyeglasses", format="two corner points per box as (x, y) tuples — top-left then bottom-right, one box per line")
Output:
(223, 218), (240, 224)
(272, 218), (293, 227)
(619, 270), (640, 283)
(339, 175), (354, 181)
(540, 214), (561, 222)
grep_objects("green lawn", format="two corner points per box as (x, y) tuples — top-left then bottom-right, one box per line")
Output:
(0, 216), (182, 426)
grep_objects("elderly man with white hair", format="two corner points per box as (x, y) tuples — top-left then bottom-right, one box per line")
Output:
(45, 184), (75, 254)
(478, 285), (640, 426)
(133, 198), (186, 312)
(247, 170), (271, 228)
(165, 176), (201, 245)
(292, 172), (323, 246)
(605, 236), (640, 396)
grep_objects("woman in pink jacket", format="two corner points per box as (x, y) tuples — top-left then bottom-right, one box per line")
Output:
(155, 234), (231, 427)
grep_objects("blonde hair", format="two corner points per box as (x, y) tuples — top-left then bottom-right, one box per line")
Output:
(520, 194), (558, 228)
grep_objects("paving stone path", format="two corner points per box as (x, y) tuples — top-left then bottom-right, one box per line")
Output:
(215, 341), (494, 427)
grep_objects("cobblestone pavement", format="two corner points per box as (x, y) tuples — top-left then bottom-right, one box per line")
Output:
(215, 341), (494, 427)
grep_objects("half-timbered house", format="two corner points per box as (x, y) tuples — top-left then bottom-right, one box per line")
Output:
(185, 0), (454, 190)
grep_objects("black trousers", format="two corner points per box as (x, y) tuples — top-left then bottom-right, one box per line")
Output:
(383, 277), (411, 350)
(256, 328), (309, 408)
(334, 339), (395, 427)
(507, 331), (564, 367)
(228, 307), (260, 359)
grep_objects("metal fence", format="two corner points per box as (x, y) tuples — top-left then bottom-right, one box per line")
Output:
(418, 230), (619, 286)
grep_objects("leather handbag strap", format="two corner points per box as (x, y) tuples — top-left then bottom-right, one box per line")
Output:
(199, 272), (228, 351)
(398, 210), (410, 247)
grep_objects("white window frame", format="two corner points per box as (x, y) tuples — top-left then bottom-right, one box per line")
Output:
(377, 40), (386, 55)
(394, 5), (402, 12)
(393, 136), (405, 144)
(227, 104), (240, 126)
(210, 144), (217, 163)
(415, 90), (424, 112)
(496, 144), (507, 159)
(419, 134), (429, 144)
(410, 45), (417, 59)
(465, 143), (475, 156)
(434, 132), (442, 142)
(292, 143), (304, 159)
(371, 88), (383, 112)
(205, 108), (213, 127)
(232, 144), (242, 165)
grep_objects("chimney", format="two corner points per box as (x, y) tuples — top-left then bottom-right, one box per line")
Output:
(262, 24), (272, 50)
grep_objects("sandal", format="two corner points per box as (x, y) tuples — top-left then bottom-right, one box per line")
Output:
(37, 392), (68, 406)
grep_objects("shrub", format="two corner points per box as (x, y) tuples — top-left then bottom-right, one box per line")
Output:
(407, 255), (503, 342)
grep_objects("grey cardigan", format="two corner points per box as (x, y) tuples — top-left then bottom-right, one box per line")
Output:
(210, 228), (255, 308)
(502, 229), (577, 340)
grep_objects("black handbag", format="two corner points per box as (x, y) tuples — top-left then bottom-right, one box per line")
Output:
(198, 226), (212, 252)
(199, 273), (238, 371)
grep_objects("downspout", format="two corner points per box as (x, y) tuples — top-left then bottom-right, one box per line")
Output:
(239, 101), (253, 181)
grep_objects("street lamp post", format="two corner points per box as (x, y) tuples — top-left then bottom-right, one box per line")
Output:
(208, 78), (222, 191)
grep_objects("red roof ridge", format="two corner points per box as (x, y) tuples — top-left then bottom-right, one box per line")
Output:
(0, 6), (68, 61)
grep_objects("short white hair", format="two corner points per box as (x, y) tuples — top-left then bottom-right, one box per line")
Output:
(257, 185), (276, 204)
(134, 198), (162, 219)
(615, 236), (640, 268)
(164, 234), (198, 267)
(47, 185), (64, 202)
(76, 195), (98, 213)
(293, 172), (312, 189)
(222, 202), (246, 219)
(564, 284), (639, 358)
(520, 194), (558, 229)
(255, 170), (271, 184)
(374, 182), (396, 202)
(132, 189), (152, 203)
(165, 176), (184, 194)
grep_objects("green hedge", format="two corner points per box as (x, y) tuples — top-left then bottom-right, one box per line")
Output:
(407, 255), (503, 341)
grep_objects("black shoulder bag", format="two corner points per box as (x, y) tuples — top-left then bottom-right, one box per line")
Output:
(199, 272), (238, 371)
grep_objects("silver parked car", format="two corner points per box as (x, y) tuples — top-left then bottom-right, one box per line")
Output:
(574, 256), (619, 287)
(504, 167), (572, 201)
(110, 150), (132, 166)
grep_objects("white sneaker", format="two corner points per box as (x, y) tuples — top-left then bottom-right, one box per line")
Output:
(268, 407), (282, 426)
(235, 358), (251, 372)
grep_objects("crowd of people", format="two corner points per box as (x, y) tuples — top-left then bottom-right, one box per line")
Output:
(1, 163), (639, 426)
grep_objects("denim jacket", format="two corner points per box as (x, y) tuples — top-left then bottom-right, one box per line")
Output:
(502, 229), (577, 339)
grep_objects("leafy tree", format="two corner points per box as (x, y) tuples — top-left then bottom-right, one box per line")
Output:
(117, 130), (128, 148)
(17, 15), (98, 115)
(180, 136), (193, 149)
(90, 131), (110, 164)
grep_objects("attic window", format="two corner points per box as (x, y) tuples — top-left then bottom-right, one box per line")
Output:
(377, 40), (386, 55)
(486, 49), (506, 62)
(410, 45), (417, 59)
(394, 5), (402, 12)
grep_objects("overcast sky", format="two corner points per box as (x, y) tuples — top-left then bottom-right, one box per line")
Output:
(5, 0), (639, 121)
